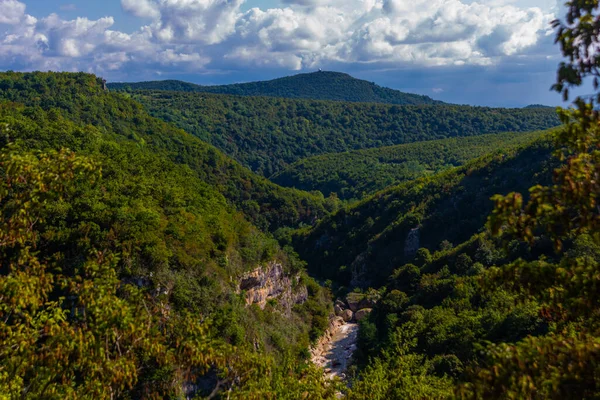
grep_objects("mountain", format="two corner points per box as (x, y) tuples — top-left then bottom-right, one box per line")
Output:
(123, 90), (562, 176)
(2, 72), (597, 399)
(342, 141), (566, 398)
(0, 71), (338, 398)
(271, 129), (550, 201)
(108, 71), (444, 105)
(288, 136), (561, 396)
(524, 104), (554, 108)
(292, 136), (556, 286)
(0, 72), (331, 232)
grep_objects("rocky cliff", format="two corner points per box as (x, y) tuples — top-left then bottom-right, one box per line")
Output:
(237, 261), (308, 314)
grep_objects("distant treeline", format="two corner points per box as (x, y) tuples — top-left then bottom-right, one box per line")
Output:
(108, 71), (443, 105)
(123, 89), (562, 176)
(272, 130), (551, 200)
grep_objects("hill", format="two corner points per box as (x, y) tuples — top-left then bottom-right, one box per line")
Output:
(125, 90), (562, 176)
(292, 136), (557, 286)
(288, 136), (562, 397)
(271, 130), (549, 201)
(108, 71), (443, 105)
(0, 72), (331, 232)
(524, 104), (554, 108)
(0, 71), (338, 397)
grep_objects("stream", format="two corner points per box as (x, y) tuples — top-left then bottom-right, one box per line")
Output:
(312, 322), (359, 380)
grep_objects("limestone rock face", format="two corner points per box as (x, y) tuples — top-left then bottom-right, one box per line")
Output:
(237, 261), (307, 313)
(404, 227), (421, 259)
(354, 308), (372, 321)
(341, 309), (353, 322)
(350, 252), (370, 288)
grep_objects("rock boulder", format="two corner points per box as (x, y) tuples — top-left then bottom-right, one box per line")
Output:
(354, 308), (372, 321)
(341, 309), (353, 322)
(345, 292), (364, 312)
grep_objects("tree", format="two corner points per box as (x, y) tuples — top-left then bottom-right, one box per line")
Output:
(0, 147), (224, 398)
(458, 0), (600, 397)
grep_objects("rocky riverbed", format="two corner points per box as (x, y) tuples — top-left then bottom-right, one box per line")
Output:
(312, 293), (378, 381)
(312, 320), (359, 380)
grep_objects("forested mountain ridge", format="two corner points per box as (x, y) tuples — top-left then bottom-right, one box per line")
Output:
(108, 71), (444, 105)
(0, 71), (341, 398)
(291, 136), (567, 397)
(3, 0), (600, 396)
(272, 129), (550, 200)
(124, 89), (561, 176)
(0, 71), (332, 232)
(293, 136), (556, 287)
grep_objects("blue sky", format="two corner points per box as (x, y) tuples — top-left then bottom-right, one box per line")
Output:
(0, 0), (569, 106)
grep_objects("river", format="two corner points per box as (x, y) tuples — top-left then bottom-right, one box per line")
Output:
(312, 322), (359, 380)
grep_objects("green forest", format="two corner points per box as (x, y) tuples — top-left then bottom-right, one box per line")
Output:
(0, 72), (339, 398)
(108, 71), (443, 105)
(119, 89), (560, 176)
(1, 1), (599, 397)
(272, 130), (551, 200)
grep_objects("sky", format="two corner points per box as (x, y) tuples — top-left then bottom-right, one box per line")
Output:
(0, 0), (572, 106)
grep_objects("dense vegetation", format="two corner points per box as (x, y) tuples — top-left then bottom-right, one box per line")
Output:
(290, 109), (600, 398)
(108, 71), (443, 105)
(272, 130), (549, 200)
(297, 0), (600, 395)
(124, 90), (561, 176)
(2, 0), (599, 394)
(292, 137), (556, 286)
(0, 72), (338, 398)
(342, 106), (600, 398)
(0, 72), (332, 232)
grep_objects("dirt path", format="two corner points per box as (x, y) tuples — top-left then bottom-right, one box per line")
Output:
(312, 322), (359, 380)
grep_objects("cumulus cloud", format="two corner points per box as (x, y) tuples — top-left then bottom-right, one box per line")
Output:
(0, 0), (27, 24)
(0, 0), (556, 79)
(121, 0), (159, 19)
(122, 0), (245, 44)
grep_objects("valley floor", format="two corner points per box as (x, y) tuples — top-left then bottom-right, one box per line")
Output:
(313, 322), (359, 380)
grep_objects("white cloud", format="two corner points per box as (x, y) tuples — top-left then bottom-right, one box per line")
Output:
(122, 0), (245, 45)
(121, 0), (159, 19)
(0, 0), (556, 79)
(0, 0), (27, 24)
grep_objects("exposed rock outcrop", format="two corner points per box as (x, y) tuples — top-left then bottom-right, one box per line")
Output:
(355, 308), (372, 321)
(311, 316), (345, 360)
(350, 252), (370, 288)
(341, 309), (353, 322)
(237, 261), (307, 314)
(334, 293), (378, 322)
(346, 293), (362, 312)
(358, 296), (377, 310)
(404, 227), (421, 259)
